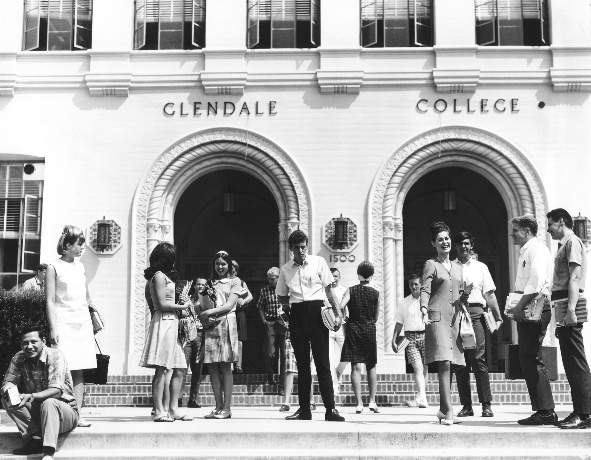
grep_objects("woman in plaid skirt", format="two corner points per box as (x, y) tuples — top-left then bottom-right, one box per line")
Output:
(197, 251), (241, 419)
(339, 261), (380, 413)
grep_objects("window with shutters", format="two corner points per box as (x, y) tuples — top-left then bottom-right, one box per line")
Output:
(23, 0), (92, 51)
(475, 0), (549, 46)
(361, 0), (432, 48)
(134, 0), (206, 50)
(0, 164), (44, 290)
(247, 0), (320, 49)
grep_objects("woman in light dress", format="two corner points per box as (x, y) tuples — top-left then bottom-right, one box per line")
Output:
(139, 242), (192, 422)
(420, 221), (465, 426)
(197, 250), (241, 419)
(45, 225), (96, 427)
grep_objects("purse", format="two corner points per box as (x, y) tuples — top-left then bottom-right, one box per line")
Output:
(321, 304), (341, 332)
(83, 338), (110, 385)
(456, 284), (476, 350)
(88, 304), (105, 334)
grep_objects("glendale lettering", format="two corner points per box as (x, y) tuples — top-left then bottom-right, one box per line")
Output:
(416, 98), (519, 114)
(163, 101), (278, 117)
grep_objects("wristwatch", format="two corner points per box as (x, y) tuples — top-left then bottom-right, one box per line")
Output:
(420, 306), (428, 314)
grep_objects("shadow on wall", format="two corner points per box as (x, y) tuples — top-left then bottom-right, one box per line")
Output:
(80, 250), (100, 284)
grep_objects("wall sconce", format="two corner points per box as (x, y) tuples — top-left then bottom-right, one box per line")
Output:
(334, 214), (349, 249)
(96, 217), (111, 252)
(443, 190), (456, 214)
(573, 213), (591, 247)
(222, 189), (236, 215)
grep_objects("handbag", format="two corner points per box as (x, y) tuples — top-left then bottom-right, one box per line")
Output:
(88, 304), (105, 334)
(456, 284), (476, 350)
(83, 338), (110, 385)
(321, 304), (341, 332)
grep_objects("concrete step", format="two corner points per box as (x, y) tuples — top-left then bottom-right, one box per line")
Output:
(1, 406), (589, 459)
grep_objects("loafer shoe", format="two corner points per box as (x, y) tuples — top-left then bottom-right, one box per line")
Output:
(285, 408), (312, 420)
(325, 408), (345, 422)
(576, 417), (591, 429)
(457, 405), (474, 417)
(558, 413), (583, 429)
(187, 400), (201, 408)
(13, 438), (43, 455)
(482, 403), (494, 418)
(517, 411), (558, 426)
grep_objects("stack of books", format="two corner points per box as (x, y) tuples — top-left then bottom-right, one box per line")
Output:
(552, 297), (588, 325)
(393, 336), (409, 354)
(505, 293), (544, 322)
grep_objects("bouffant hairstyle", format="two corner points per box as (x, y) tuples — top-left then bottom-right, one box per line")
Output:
(288, 229), (308, 248)
(144, 242), (177, 280)
(56, 225), (85, 255)
(357, 261), (374, 279)
(430, 221), (450, 242)
(210, 250), (234, 280)
(511, 215), (538, 235)
(546, 208), (573, 229)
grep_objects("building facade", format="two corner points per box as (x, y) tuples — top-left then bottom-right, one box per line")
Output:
(0, 0), (590, 375)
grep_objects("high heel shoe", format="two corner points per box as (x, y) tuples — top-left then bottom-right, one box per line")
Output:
(355, 405), (364, 414)
(368, 403), (380, 413)
(437, 411), (462, 425)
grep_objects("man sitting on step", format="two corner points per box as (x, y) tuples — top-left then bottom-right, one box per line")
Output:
(1, 325), (79, 460)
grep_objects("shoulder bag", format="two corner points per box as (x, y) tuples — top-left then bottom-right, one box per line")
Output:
(83, 338), (110, 385)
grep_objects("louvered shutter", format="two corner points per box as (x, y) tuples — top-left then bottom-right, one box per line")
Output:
(310, 0), (319, 46)
(414, 0), (431, 46)
(74, 0), (92, 49)
(475, 0), (496, 45)
(23, 0), (42, 51)
(361, 0), (378, 47)
(192, 0), (205, 48)
(247, 0), (260, 48)
(134, 0), (147, 49)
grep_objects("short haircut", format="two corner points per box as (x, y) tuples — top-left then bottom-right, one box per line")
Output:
(453, 231), (474, 246)
(330, 267), (340, 274)
(267, 267), (280, 277)
(408, 273), (421, 283)
(20, 324), (44, 339)
(144, 242), (176, 280)
(511, 214), (538, 235)
(210, 250), (233, 280)
(56, 225), (85, 255)
(547, 208), (573, 229)
(357, 261), (374, 279)
(429, 221), (450, 242)
(288, 229), (308, 248)
(37, 263), (48, 272)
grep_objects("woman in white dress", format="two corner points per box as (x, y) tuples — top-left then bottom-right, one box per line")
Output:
(45, 225), (96, 427)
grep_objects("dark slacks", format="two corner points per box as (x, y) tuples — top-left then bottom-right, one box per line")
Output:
(289, 300), (335, 413)
(455, 304), (492, 405)
(517, 301), (555, 411)
(552, 290), (591, 415)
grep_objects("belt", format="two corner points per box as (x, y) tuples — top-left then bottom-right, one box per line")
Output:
(468, 303), (485, 308)
(406, 330), (424, 333)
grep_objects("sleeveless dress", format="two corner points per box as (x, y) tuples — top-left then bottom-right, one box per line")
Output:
(51, 259), (96, 370)
(340, 284), (379, 365)
(202, 277), (241, 363)
(139, 272), (186, 369)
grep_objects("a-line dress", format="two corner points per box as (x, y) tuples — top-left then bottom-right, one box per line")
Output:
(51, 259), (96, 370)
(340, 284), (379, 365)
(139, 272), (186, 369)
(202, 277), (241, 364)
(420, 258), (465, 366)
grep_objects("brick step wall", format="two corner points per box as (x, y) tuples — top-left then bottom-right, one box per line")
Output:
(83, 373), (573, 407)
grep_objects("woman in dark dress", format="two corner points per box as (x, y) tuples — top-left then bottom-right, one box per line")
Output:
(340, 261), (380, 414)
(420, 222), (465, 425)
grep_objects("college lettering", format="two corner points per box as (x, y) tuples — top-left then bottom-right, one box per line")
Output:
(416, 98), (519, 114)
(163, 101), (277, 117)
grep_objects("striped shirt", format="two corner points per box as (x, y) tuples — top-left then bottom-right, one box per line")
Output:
(2, 346), (76, 406)
(257, 285), (282, 320)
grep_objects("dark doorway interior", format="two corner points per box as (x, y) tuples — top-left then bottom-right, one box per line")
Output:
(174, 169), (280, 373)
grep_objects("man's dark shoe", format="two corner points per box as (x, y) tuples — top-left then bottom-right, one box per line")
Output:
(325, 408), (345, 422)
(278, 388), (285, 396)
(517, 411), (558, 426)
(457, 405), (474, 417)
(13, 438), (43, 455)
(576, 417), (591, 429)
(556, 412), (579, 428)
(187, 400), (201, 408)
(482, 403), (494, 418)
(285, 408), (312, 420)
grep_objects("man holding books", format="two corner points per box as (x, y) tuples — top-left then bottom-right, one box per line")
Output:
(510, 214), (556, 425)
(392, 274), (429, 408)
(547, 208), (590, 429)
(452, 232), (503, 418)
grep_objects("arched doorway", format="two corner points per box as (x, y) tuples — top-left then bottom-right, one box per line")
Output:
(127, 128), (311, 372)
(174, 169), (280, 373)
(402, 166), (511, 370)
(369, 126), (550, 372)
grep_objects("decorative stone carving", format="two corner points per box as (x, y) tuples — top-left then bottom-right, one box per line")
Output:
(129, 128), (311, 362)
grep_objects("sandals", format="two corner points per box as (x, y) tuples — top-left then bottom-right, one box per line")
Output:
(154, 415), (174, 422)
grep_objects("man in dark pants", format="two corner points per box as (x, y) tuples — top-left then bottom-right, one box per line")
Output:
(510, 215), (557, 425)
(547, 208), (590, 429)
(276, 229), (345, 422)
(452, 232), (503, 418)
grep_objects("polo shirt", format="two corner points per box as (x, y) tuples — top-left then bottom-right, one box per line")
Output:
(452, 258), (496, 306)
(515, 237), (553, 296)
(552, 231), (587, 292)
(394, 294), (424, 332)
(21, 276), (43, 291)
(276, 254), (333, 304)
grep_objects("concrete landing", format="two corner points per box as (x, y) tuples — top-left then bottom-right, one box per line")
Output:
(1, 405), (589, 459)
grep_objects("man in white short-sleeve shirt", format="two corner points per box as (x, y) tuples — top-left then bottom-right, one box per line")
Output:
(452, 232), (503, 418)
(276, 230), (345, 422)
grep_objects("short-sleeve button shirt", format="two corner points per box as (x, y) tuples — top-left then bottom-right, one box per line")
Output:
(515, 238), (553, 296)
(552, 232), (587, 292)
(394, 294), (424, 332)
(276, 254), (333, 304)
(452, 258), (496, 305)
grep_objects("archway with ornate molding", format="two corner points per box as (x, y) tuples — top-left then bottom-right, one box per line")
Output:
(127, 128), (311, 371)
(368, 126), (549, 366)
